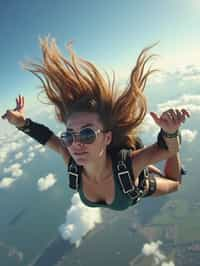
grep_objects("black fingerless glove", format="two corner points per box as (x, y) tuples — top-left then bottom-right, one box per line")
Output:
(17, 118), (54, 145)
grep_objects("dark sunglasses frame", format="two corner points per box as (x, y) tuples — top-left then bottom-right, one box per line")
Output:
(60, 127), (105, 147)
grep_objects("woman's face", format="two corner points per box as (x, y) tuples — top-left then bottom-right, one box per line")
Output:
(65, 112), (112, 166)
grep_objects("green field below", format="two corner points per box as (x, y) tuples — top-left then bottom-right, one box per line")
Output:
(149, 198), (200, 243)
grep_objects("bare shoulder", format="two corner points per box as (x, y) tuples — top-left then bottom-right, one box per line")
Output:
(46, 134), (70, 164)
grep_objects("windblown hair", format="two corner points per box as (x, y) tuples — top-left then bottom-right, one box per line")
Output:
(23, 36), (158, 151)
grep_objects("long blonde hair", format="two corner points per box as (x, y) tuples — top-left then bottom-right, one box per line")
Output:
(23, 36), (157, 151)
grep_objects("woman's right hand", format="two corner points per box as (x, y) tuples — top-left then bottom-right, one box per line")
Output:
(1, 95), (26, 127)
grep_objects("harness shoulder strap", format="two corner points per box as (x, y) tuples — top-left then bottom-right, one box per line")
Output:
(114, 148), (146, 202)
(67, 157), (81, 190)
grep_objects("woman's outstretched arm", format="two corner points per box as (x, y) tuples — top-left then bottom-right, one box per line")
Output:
(46, 134), (70, 164)
(163, 152), (182, 183)
(132, 108), (190, 178)
(147, 153), (183, 182)
(1, 95), (70, 163)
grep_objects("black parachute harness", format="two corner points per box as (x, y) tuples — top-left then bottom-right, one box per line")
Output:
(67, 147), (157, 205)
(111, 148), (156, 203)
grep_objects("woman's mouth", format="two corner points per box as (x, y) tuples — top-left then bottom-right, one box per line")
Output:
(74, 152), (88, 156)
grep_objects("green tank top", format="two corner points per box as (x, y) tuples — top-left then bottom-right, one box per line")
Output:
(78, 157), (137, 211)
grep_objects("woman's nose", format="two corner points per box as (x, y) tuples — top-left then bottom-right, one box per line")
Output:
(72, 135), (85, 148)
(73, 134), (81, 144)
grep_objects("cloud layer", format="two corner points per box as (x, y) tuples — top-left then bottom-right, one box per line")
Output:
(158, 94), (200, 114)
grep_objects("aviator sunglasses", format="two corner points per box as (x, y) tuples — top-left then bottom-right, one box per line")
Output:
(60, 127), (105, 147)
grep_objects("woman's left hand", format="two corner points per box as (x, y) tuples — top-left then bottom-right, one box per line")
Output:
(150, 108), (190, 133)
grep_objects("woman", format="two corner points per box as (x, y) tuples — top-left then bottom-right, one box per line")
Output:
(2, 37), (190, 211)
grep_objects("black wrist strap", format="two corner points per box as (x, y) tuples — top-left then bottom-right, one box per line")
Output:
(157, 128), (182, 150)
(157, 130), (168, 150)
(160, 128), (179, 138)
(143, 176), (157, 197)
(17, 118), (54, 145)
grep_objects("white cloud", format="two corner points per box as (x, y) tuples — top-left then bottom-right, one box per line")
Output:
(28, 143), (43, 152)
(162, 262), (175, 266)
(7, 141), (25, 152)
(0, 177), (16, 189)
(23, 152), (35, 164)
(181, 129), (197, 143)
(29, 152), (35, 159)
(163, 65), (200, 83)
(32, 103), (55, 120)
(15, 152), (23, 160)
(28, 146), (34, 152)
(0, 149), (9, 164)
(38, 147), (45, 153)
(148, 71), (168, 86)
(141, 113), (159, 135)
(3, 163), (23, 177)
(158, 94), (200, 114)
(26, 143), (45, 155)
(26, 138), (34, 143)
(0, 132), (25, 164)
(37, 173), (57, 191)
(33, 144), (46, 153)
(59, 193), (102, 248)
(34, 144), (43, 150)
(142, 240), (165, 259)
(142, 240), (175, 266)
(177, 65), (200, 82)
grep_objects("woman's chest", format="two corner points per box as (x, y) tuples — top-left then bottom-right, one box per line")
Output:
(81, 174), (116, 204)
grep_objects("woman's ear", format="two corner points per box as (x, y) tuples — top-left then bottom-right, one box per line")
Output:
(105, 131), (112, 145)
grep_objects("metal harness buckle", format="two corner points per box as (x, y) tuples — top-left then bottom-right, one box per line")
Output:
(68, 163), (79, 190)
(117, 160), (136, 195)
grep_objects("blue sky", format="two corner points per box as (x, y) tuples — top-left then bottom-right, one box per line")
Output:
(1, 0), (200, 122)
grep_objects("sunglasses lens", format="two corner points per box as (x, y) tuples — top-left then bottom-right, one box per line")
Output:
(61, 132), (73, 146)
(80, 128), (96, 144)
(61, 128), (98, 146)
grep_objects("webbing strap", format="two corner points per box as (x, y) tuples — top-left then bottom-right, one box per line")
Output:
(68, 157), (80, 190)
(116, 149), (146, 202)
(143, 176), (157, 197)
